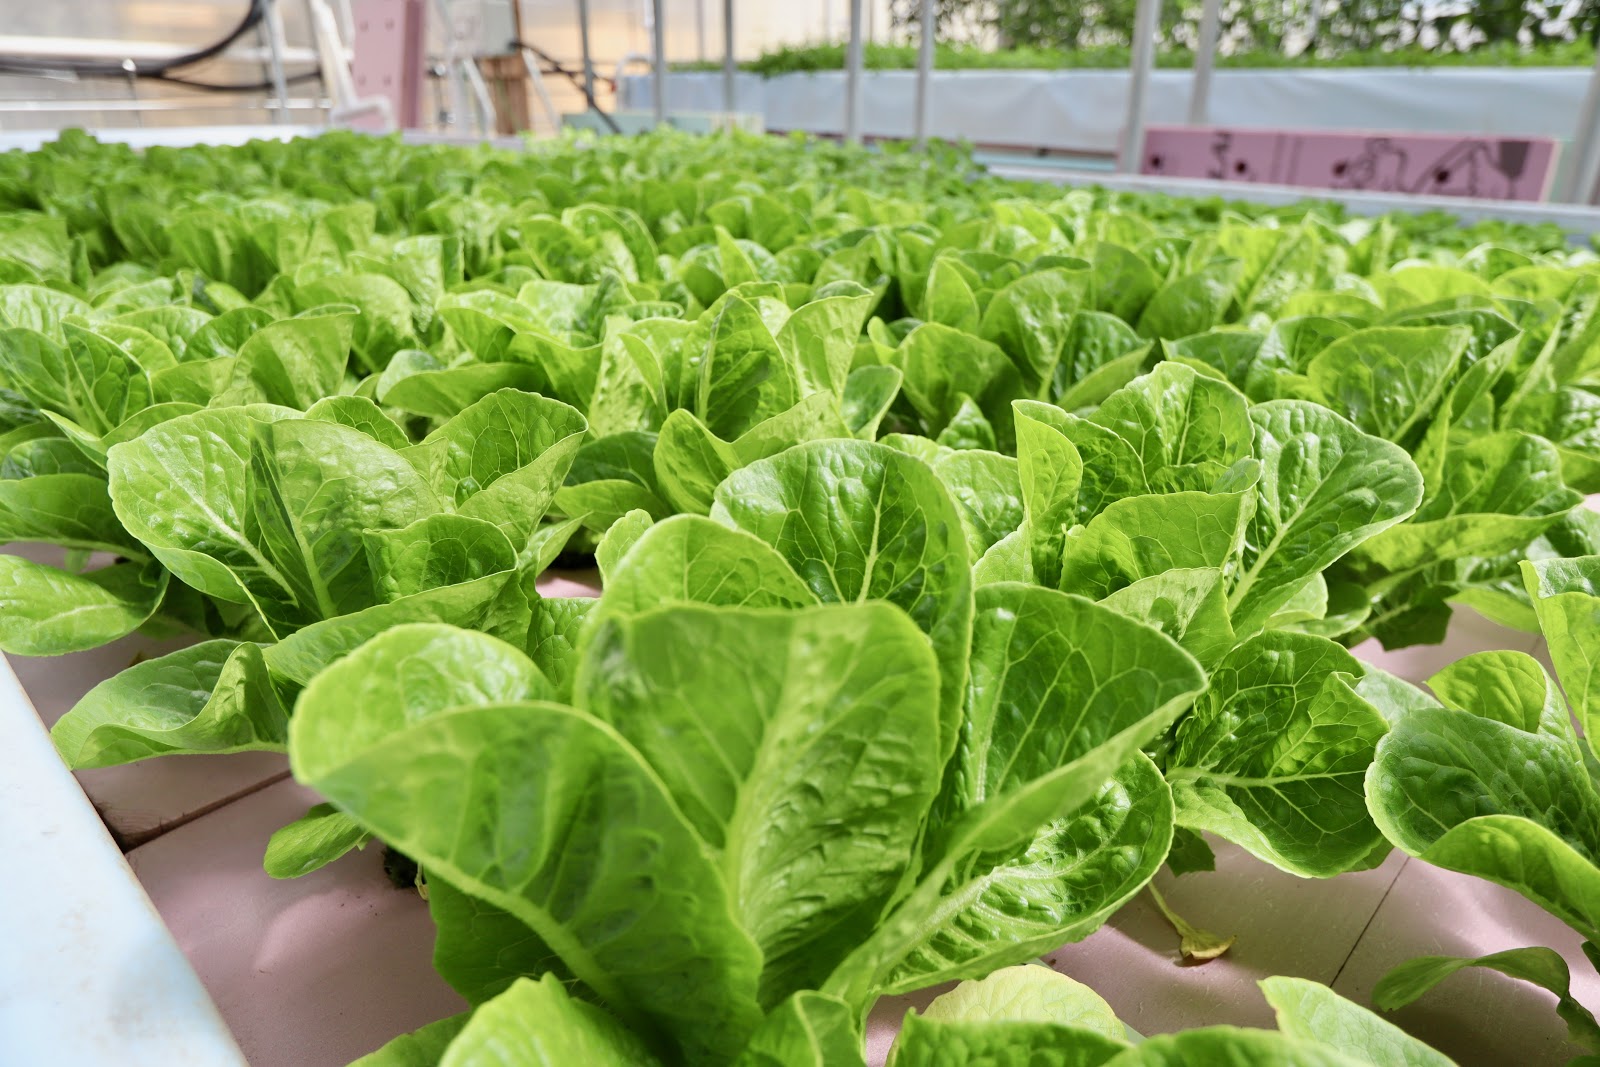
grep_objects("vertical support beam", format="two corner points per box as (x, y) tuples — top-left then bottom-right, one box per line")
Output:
(462, 54), (498, 136)
(1188, 0), (1222, 126)
(696, 0), (707, 62)
(122, 60), (145, 128)
(433, 0), (462, 129)
(333, 0), (356, 45)
(1118, 0), (1160, 173)
(722, 0), (736, 114)
(520, 48), (561, 133)
(254, 17), (280, 119)
(262, 0), (293, 124)
(844, 0), (865, 144)
(913, 0), (934, 146)
(576, 0), (596, 105)
(309, 0), (358, 115)
(1564, 45), (1600, 203)
(652, 0), (667, 127)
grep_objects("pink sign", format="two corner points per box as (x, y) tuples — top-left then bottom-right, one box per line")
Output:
(1140, 126), (1560, 201)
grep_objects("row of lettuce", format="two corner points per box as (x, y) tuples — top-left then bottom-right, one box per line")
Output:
(2, 130), (1600, 1065)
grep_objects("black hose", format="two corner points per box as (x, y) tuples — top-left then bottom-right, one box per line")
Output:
(149, 70), (323, 92)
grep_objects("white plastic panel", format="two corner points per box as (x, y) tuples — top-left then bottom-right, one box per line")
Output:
(0, 655), (248, 1067)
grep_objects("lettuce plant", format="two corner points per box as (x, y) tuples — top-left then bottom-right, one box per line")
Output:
(288, 591), (1203, 1063)
(350, 957), (1465, 1066)
(280, 422), (1432, 1062)
(1363, 555), (1600, 1054)
(3, 129), (1599, 1067)
(880, 966), (1460, 1067)
(1171, 312), (1593, 647)
(4, 131), (1596, 665)
(890, 362), (1428, 879)
(45, 390), (585, 765)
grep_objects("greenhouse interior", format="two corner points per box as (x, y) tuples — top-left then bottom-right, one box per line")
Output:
(9, 1), (1600, 1066)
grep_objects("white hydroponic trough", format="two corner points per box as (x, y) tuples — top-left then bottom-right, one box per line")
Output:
(0, 643), (248, 1066)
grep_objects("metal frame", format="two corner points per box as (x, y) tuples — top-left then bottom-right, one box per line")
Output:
(428, 0), (495, 135)
(519, 49), (563, 133)
(432, 0), (464, 127)
(576, 0), (596, 104)
(1565, 48), (1600, 203)
(0, 0), (326, 128)
(652, 0), (666, 126)
(1118, 0), (1161, 173)
(722, 0), (736, 115)
(0, 0), (381, 128)
(913, 0), (934, 145)
(331, 0), (356, 46)
(262, 0), (293, 123)
(460, 52), (498, 133)
(1188, 0), (1222, 126)
(844, 0), (864, 144)
(251, 15), (276, 124)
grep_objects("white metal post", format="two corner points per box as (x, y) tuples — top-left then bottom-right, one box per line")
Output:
(332, 0), (355, 46)
(652, 0), (667, 127)
(913, 0), (934, 145)
(576, 0), (596, 104)
(1119, 0), (1160, 172)
(844, 0), (865, 144)
(722, 0), (736, 114)
(1188, 0), (1222, 126)
(433, 0), (463, 129)
(519, 48), (562, 133)
(122, 60), (145, 128)
(255, 17), (279, 120)
(307, 0), (356, 111)
(462, 55), (497, 136)
(1565, 45), (1600, 202)
(262, 0), (293, 124)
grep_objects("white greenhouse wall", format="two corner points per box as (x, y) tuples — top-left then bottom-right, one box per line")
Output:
(620, 67), (1595, 157)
